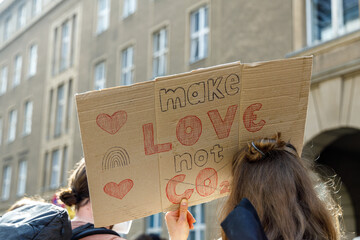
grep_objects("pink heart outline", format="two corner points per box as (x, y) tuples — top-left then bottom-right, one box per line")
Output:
(96, 111), (127, 135)
(103, 179), (134, 200)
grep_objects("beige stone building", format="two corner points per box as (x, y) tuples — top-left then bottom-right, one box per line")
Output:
(0, 0), (358, 239)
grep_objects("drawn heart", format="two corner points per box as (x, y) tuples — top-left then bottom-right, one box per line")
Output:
(103, 179), (134, 200)
(96, 111), (127, 134)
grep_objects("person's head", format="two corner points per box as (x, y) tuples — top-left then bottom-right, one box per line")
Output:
(7, 196), (45, 212)
(222, 133), (342, 240)
(59, 158), (89, 211)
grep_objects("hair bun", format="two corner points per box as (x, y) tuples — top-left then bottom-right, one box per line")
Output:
(247, 133), (286, 162)
(58, 189), (77, 206)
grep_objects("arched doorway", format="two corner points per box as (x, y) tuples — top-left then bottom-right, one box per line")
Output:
(303, 127), (360, 238)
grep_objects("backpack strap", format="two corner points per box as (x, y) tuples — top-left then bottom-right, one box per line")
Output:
(72, 223), (120, 240)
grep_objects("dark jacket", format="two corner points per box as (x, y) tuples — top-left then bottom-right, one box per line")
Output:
(0, 203), (72, 240)
(221, 198), (268, 240)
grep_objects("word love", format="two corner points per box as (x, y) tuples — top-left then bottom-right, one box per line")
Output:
(166, 168), (230, 204)
(103, 179), (134, 200)
(143, 103), (266, 155)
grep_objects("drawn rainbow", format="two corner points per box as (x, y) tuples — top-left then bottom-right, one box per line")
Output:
(102, 147), (130, 170)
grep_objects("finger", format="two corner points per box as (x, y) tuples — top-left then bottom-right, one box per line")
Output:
(178, 198), (188, 222)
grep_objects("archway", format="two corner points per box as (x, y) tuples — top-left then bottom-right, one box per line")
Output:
(303, 127), (360, 238)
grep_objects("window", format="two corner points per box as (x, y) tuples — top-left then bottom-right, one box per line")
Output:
(152, 28), (168, 78)
(121, 46), (134, 85)
(42, 152), (49, 189)
(31, 0), (42, 17)
(17, 4), (26, 30)
(8, 109), (17, 143)
(46, 89), (53, 139)
(65, 80), (72, 133)
(54, 85), (64, 137)
(0, 117), (3, 146)
(123, 0), (136, 18)
(146, 213), (163, 235)
(94, 61), (106, 90)
(60, 21), (70, 71)
(17, 160), (27, 196)
(307, 0), (359, 44)
(13, 55), (22, 88)
(28, 44), (38, 77)
(52, 15), (77, 75)
(61, 146), (68, 186)
(190, 6), (209, 63)
(1, 165), (12, 200)
(0, 66), (8, 95)
(50, 149), (60, 189)
(3, 15), (12, 41)
(23, 101), (33, 136)
(97, 0), (110, 34)
(189, 204), (206, 240)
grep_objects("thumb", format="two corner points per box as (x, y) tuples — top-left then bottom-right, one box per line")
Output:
(178, 198), (188, 223)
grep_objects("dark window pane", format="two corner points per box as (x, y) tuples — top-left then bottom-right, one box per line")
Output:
(343, 0), (359, 24)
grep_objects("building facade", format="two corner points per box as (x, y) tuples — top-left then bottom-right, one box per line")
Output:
(0, 0), (358, 239)
(290, 0), (360, 238)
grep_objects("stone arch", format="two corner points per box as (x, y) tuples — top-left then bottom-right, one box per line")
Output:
(303, 127), (360, 238)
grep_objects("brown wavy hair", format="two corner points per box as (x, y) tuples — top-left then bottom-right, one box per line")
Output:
(58, 158), (90, 210)
(221, 133), (342, 240)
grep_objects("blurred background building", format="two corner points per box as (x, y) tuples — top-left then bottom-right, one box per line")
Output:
(0, 0), (359, 239)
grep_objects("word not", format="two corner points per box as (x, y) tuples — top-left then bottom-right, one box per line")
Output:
(166, 168), (230, 204)
(159, 73), (240, 112)
(103, 179), (134, 200)
(174, 144), (223, 173)
(96, 111), (127, 134)
(102, 146), (130, 171)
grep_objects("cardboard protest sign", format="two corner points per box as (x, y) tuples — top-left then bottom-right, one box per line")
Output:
(76, 56), (312, 227)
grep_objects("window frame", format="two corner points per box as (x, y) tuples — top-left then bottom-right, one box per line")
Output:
(189, 5), (209, 64)
(3, 15), (13, 42)
(16, 160), (27, 197)
(1, 165), (12, 201)
(50, 149), (61, 189)
(94, 61), (106, 90)
(61, 146), (68, 186)
(60, 20), (71, 72)
(23, 100), (33, 136)
(123, 0), (137, 18)
(28, 44), (38, 77)
(0, 65), (8, 95)
(31, 0), (42, 18)
(306, 0), (360, 45)
(0, 117), (3, 146)
(121, 46), (134, 86)
(54, 84), (65, 137)
(13, 54), (22, 88)
(96, 0), (110, 34)
(152, 28), (168, 78)
(17, 3), (27, 30)
(8, 109), (17, 143)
